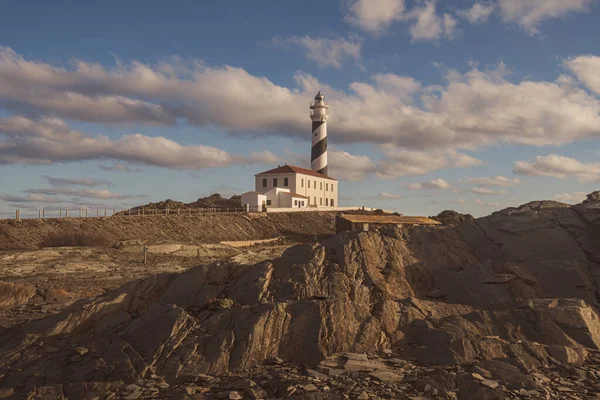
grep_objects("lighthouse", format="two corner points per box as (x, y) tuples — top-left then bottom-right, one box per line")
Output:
(310, 90), (330, 176)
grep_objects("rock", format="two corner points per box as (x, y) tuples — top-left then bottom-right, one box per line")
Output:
(480, 360), (536, 390)
(431, 210), (475, 226)
(471, 373), (485, 381)
(548, 345), (588, 365)
(481, 274), (516, 284)
(583, 191), (600, 203)
(368, 370), (403, 383)
(0, 388), (14, 399)
(1, 198), (600, 398)
(426, 289), (445, 298)
(122, 390), (142, 400)
(479, 379), (499, 389)
(306, 369), (328, 380)
(265, 356), (284, 365)
(458, 374), (506, 400)
(344, 353), (369, 361)
(357, 391), (369, 400)
(73, 346), (89, 356)
(303, 384), (318, 392)
(0, 281), (36, 308)
(472, 366), (492, 379)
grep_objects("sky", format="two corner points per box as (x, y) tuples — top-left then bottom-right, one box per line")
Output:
(1, 0), (599, 218)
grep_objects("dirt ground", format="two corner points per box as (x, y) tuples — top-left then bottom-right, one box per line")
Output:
(0, 212), (336, 249)
(0, 238), (296, 330)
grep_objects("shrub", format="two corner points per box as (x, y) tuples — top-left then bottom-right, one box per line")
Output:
(207, 297), (234, 310)
(41, 231), (110, 247)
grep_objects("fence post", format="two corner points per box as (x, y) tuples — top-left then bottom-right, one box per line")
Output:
(177, 208), (180, 215)
(39, 209), (41, 219)
(97, 210), (99, 217)
(104, 209), (107, 217)
(42, 209), (45, 219)
(60, 210), (62, 218)
(85, 209), (88, 218)
(65, 209), (68, 218)
(16, 209), (20, 221)
(142, 208), (145, 216)
(79, 209), (82, 218)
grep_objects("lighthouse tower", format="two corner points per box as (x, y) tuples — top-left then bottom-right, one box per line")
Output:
(310, 90), (330, 176)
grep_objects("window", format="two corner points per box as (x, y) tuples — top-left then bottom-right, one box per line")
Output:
(326, 183), (329, 191)
(301, 201), (304, 206)
(284, 177), (288, 187)
(332, 184), (334, 191)
(262, 178), (267, 188)
(308, 180), (310, 189)
(320, 198), (322, 205)
(301, 178), (304, 188)
(266, 200), (271, 206)
(308, 196), (310, 204)
(320, 182), (323, 190)
(273, 178), (278, 187)
(326, 198), (329, 206)
(331, 199), (334, 207)
(294, 200), (297, 206)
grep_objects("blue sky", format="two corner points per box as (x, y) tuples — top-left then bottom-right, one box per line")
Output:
(1, 0), (599, 218)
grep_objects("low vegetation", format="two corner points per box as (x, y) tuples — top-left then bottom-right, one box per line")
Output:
(40, 231), (110, 247)
(207, 297), (234, 310)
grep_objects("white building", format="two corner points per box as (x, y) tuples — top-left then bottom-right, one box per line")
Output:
(241, 91), (339, 210)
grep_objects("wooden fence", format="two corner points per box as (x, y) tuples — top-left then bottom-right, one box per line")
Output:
(4, 206), (262, 221)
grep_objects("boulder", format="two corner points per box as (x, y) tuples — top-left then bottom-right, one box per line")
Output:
(0, 281), (36, 308)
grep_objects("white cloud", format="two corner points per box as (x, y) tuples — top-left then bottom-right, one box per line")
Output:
(0, 193), (57, 203)
(282, 148), (479, 181)
(328, 150), (377, 181)
(497, 0), (594, 35)
(98, 164), (143, 172)
(365, 192), (403, 201)
(377, 149), (483, 178)
(470, 187), (507, 195)
(465, 176), (520, 186)
(43, 176), (111, 187)
(407, 178), (451, 190)
(24, 188), (142, 200)
(564, 56), (600, 96)
(274, 35), (362, 69)
(344, 0), (405, 33)
(457, 2), (496, 24)
(513, 154), (600, 183)
(486, 202), (501, 208)
(406, 2), (458, 42)
(2, 47), (600, 177)
(0, 115), (277, 170)
(553, 191), (587, 204)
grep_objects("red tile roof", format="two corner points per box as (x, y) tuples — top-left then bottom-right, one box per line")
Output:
(256, 165), (337, 180)
(288, 192), (308, 199)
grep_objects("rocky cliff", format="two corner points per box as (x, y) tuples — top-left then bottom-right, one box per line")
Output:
(1, 194), (600, 399)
